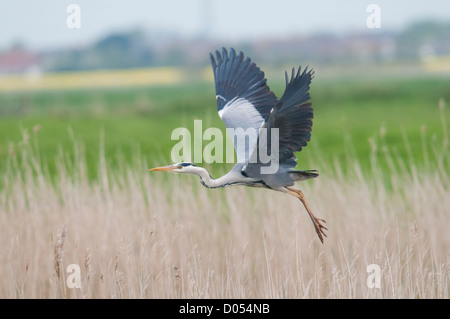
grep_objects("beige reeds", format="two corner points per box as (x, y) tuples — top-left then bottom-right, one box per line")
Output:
(53, 224), (67, 280)
(0, 101), (448, 298)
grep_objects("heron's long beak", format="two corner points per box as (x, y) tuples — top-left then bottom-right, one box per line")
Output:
(149, 165), (175, 172)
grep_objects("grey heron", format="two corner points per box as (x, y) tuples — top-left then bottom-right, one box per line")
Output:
(150, 48), (327, 243)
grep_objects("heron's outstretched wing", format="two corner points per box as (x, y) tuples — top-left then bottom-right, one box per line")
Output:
(244, 66), (314, 176)
(210, 48), (278, 163)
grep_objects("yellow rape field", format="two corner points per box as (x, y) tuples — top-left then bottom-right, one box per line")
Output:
(423, 55), (450, 73)
(0, 67), (185, 92)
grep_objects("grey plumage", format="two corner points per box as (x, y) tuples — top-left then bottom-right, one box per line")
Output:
(151, 48), (327, 243)
(210, 48), (278, 118)
(210, 48), (316, 188)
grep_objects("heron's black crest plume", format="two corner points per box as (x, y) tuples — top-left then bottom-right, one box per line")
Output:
(179, 163), (195, 167)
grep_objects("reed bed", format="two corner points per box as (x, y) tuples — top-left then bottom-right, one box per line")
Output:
(0, 119), (448, 299)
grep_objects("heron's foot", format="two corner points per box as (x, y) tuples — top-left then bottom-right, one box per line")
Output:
(286, 187), (328, 243)
(312, 217), (327, 243)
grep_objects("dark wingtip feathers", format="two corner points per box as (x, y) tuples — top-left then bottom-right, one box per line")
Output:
(211, 47), (238, 69)
(209, 53), (216, 70)
(284, 65), (314, 89)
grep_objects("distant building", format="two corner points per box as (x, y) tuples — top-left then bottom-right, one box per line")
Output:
(0, 47), (41, 74)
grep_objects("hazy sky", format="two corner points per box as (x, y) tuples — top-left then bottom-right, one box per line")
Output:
(1, 0), (449, 50)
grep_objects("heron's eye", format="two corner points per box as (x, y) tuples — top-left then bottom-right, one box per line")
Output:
(177, 165), (183, 169)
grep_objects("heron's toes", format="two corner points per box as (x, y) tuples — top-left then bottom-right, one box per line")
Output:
(314, 218), (328, 243)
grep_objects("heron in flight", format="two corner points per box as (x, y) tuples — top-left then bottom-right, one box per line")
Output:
(150, 48), (327, 243)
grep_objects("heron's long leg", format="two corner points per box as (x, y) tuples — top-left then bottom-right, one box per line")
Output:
(286, 187), (327, 243)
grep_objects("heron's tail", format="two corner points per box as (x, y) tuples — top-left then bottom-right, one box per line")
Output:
(289, 170), (319, 181)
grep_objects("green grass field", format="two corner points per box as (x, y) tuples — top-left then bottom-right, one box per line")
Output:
(0, 75), (449, 180)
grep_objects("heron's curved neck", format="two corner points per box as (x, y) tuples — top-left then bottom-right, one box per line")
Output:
(194, 167), (234, 189)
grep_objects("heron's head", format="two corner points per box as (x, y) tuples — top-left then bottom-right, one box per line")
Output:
(149, 162), (200, 174)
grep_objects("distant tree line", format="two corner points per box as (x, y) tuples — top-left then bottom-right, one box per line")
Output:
(2, 20), (450, 73)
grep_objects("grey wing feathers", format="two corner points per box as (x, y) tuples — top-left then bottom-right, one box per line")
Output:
(210, 48), (278, 121)
(268, 67), (314, 167)
(244, 66), (314, 174)
(280, 67), (314, 112)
